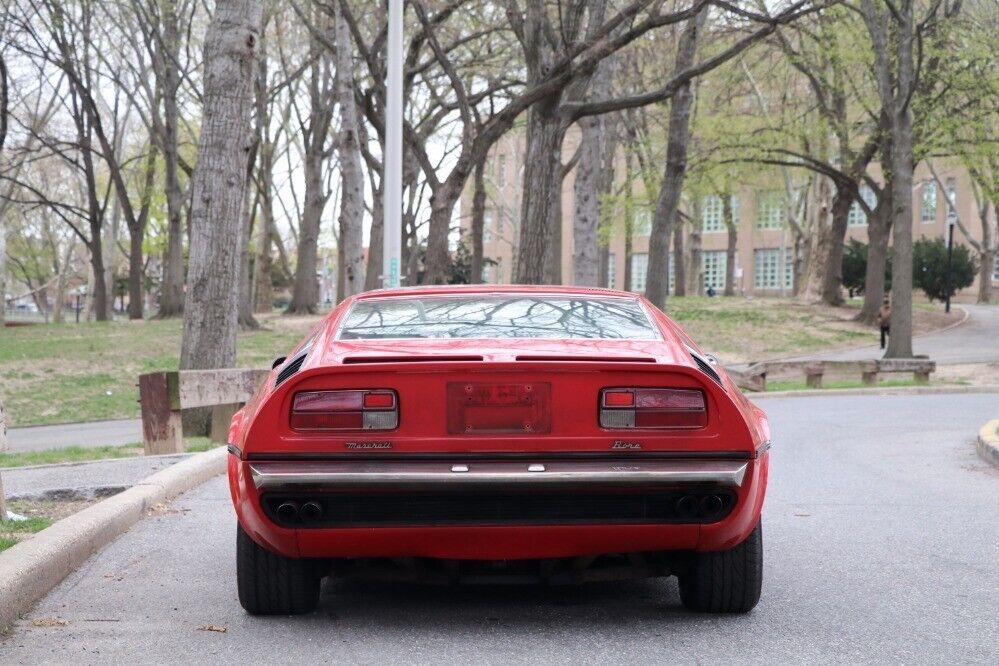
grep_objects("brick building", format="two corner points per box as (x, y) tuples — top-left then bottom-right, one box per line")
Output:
(460, 130), (998, 299)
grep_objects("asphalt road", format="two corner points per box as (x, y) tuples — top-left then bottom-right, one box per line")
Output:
(2, 393), (997, 665)
(797, 303), (999, 364)
(6, 419), (143, 453)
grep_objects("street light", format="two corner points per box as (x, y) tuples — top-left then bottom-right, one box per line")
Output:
(382, 0), (403, 289)
(945, 217), (955, 314)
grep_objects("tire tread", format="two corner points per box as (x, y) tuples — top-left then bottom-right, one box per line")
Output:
(237, 523), (321, 615)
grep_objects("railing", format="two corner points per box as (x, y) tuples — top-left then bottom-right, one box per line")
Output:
(728, 358), (936, 392)
(138, 369), (269, 455)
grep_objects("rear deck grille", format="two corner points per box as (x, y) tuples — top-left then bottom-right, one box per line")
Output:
(262, 490), (735, 528)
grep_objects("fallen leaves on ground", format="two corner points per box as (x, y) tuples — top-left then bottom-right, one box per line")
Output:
(197, 624), (228, 633)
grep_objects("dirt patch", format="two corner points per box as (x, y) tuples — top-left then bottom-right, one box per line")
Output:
(934, 362), (999, 387)
(0, 498), (98, 551)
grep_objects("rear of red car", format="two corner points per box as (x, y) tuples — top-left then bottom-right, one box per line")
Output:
(228, 287), (770, 615)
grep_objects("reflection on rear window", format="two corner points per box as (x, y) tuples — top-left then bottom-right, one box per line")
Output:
(338, 296), (660, 340)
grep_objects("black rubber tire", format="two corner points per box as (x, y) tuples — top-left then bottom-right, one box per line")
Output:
(678, 521), (763, 613)
(236, 523), (322, 615)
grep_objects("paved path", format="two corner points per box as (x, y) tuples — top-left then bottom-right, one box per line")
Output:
(791, 303), (999, 364)
(2, 393), (996, 664)
(6, 419), (143, 453)
(2, 454), (193, 500)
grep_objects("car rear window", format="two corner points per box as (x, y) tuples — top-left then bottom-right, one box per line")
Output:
(337, 295), (660, 340)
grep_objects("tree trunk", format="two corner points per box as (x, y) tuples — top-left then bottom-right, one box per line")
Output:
(858, 186), (892, 324)
(644, 8), (704, 308)
(238, 187), (259, 329)
(572, 55), (615, 287)
(819, 186), (855, 306)
(673, 222), (686, 297)
(883, 2), (915, 359)
(158, 1), (186, 318)
(364, 180), (384, 290)
(127, 225), (145, 319)
(977, 202), (995, 304)
(515, 97), (565, 284)
(180, 0), (261, 373)
(470, 161), (486, 283)
(253, 22), (274, 314)
(334, 1), (364, 301)
(723, 195), (737, 296)
(801, 175), (834, 302)
(0, 217), (6, 328)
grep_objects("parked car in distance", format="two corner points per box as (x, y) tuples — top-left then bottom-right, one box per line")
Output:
(227, 285), (770, 615)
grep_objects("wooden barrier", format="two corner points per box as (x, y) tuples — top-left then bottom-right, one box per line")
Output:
(731, 358), (935, 392)
(138, 368), (268, 455)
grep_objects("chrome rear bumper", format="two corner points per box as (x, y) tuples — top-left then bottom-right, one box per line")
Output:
(249, 459), (748, 491)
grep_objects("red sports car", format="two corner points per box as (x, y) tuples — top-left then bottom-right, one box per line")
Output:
(227, 286), (770, 615)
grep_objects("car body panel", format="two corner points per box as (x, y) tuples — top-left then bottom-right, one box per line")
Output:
(227, 285), (770, 561)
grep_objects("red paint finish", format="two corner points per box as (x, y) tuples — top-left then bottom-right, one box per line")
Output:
(228, 286), (770, 561)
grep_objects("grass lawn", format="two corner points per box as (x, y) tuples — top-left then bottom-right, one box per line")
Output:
(765, 377), (968, 392)
(0, 314), (317, 427)
(0, 298), (958, 427)
(0, 437), (216, 468)
(0, 513), (53, 553)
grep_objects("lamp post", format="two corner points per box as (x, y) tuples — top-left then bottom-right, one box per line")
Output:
(945, 218), (955, 314)
(382, 0), (403, 289)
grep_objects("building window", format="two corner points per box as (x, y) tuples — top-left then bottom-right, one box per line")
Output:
(945, 177), (957, 223)
(630, 253), (648, 292)
(755, 190), (784, 229)
(754, 248), (793, 290)
(607, 253), (616, 289)
(632, 209), (652, 236)
(481, 264), (492, 283)
(703, 250), (727, 291)
(668, 255), (676, 294)
(482, 210), (494, 242)
(848, 185), (876, 227)
(702, 195), (724, 232)
(993, 255), (999, 283)
(497, 154), (507, 188)
(921, 182), (937, 223)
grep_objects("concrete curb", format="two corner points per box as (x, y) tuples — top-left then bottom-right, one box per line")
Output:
(0, 446), (226, 630)
(1, 451), (192, 473)
(976, 419), (999, 469)
(748, 385), (999, 399)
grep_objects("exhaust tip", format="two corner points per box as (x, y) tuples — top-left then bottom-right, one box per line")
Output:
(276, 501), (300, 524)
(675, 495), (698, 519)
(700, 494), (724, 518)
(300, 501), (323, 523)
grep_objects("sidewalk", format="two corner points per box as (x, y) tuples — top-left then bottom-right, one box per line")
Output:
(2, 453), (192, 500)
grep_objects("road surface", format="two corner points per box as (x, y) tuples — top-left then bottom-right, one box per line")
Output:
(5, 419), (143, 454)
(1, 393), (996, 664)
(798, 303), (999, 364)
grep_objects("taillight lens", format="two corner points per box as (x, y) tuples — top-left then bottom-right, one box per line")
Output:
(291, 390), (398, 431)
(600, 388), (706, 429)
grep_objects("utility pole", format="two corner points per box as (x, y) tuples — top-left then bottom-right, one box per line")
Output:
(382, 0), (403, 288)
(945, 218), (955, 314)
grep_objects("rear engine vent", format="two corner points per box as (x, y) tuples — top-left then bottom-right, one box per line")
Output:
(274, 353), (306, 387)
(691, 354), (723, 386)
(515, 355), (656, 363)
(342, 355), (483, 364)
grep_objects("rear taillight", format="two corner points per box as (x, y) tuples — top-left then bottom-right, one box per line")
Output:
(290, 390), (398, 431)
(599, 388), (706, 429)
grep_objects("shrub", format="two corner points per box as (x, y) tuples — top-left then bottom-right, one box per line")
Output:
(913, 237), (976, 302)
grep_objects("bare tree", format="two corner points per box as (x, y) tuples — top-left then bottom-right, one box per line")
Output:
(644, 7), (706, 308)
(180, 0), (262, 370)
(333, 0), (364, 301)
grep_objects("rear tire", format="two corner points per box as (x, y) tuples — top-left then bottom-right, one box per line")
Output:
(236, 523), (322, 615)
(678, 521), (762, 613)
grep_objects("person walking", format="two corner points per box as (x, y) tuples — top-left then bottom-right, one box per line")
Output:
(877, 296), (891, 350)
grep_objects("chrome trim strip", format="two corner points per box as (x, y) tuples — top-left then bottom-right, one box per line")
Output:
(249, 460), (748, 491)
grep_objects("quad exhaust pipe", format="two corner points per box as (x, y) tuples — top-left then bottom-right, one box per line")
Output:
(674, 494), (726, 521)
(274, 499), (324, 525)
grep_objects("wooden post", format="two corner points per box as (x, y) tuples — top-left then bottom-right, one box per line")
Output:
(210, 403), (241, 444)
(139, 371), (184, 455)
(860, 360), (879, 386)
(805, 363), (824, 388)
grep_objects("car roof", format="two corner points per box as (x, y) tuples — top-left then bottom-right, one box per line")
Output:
(350, 284), (642, 301)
